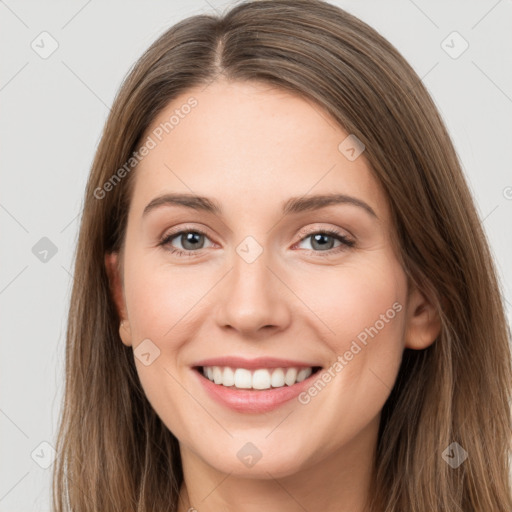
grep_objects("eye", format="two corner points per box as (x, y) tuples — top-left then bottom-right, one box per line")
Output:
(158, 228), (214, 256)
(294, 228), (355, 255)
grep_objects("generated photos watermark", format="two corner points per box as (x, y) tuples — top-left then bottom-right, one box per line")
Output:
(298, 301), (403, 404)
(93, 96), (198, 200)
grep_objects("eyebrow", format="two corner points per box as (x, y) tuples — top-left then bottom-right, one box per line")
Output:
(142, 193), (377, 218)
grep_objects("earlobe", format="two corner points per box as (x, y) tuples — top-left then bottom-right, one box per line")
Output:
(119, 319), (133, 348)
(105, 252), (133, 347)
(404, 286), (441, 350)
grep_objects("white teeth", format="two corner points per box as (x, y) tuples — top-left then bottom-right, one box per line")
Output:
(201, 366), (315, 389)
(296, 367), (312, 382)
(234, 368), (252, 389)
(252, 369), (271, 390)
(284, 368), (298, 386)
(223, 367), (235, 387)
(271, 368), (285, 388)
(213, 366), (223, 384)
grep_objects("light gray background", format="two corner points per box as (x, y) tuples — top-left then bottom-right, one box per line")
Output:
(1, 0), (511, 510)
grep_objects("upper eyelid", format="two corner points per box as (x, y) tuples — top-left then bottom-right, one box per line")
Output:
(296, 223), (354, 240)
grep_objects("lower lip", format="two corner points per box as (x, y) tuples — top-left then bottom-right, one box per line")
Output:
(193, 368), (320, 413)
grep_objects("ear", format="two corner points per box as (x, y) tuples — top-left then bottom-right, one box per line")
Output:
(404, 285), (441, 350)
(105, 252), (133, 347)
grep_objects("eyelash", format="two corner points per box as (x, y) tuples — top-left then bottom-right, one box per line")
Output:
(158, 225), (355, 258)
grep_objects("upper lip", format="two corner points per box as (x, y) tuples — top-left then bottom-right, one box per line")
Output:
(192, 356), (322, 370)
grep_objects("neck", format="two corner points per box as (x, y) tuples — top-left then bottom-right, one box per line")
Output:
(176, 415), (380, 512)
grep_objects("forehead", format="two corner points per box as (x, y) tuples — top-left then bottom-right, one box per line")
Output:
(129, 79), (387, 221)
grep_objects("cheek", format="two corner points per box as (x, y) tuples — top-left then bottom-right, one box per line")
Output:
(123, 254), (208, 344)
(292, 257), (406, 350)
(283, 260), (406, 455)
(295, 257), (407, 401)
(123, 256), (203, 439)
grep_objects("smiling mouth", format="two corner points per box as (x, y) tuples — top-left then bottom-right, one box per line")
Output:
(194, 365), (322, 390)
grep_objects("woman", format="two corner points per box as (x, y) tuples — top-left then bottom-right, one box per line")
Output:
(52, 0), (512, 510)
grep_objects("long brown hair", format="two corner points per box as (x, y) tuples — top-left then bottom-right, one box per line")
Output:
(52, 1), (512, 510)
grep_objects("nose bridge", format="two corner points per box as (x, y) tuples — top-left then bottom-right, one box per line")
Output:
(233, 238), (271, 293)
(214, 236), (291, 335)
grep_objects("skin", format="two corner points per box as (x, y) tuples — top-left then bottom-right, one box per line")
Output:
(105, 79), (441, 512)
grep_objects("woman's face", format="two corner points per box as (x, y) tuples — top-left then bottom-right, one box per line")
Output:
(107, 79), (438, 479)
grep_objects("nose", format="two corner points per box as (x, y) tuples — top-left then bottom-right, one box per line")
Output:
(214, 248), (292, 338)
